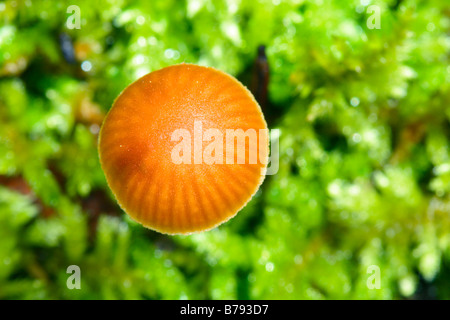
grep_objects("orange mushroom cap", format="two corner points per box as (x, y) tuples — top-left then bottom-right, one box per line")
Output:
(99, 64), (269, 234)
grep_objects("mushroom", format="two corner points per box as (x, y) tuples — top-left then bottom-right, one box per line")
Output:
(98, 63), (269, 234)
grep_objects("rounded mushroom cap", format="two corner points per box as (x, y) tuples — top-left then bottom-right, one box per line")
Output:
(99, 64), (269, 234)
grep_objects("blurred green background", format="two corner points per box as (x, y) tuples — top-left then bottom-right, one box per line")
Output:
(0, 0), (449, 299)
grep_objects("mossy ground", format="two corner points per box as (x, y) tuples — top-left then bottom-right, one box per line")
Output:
(0, 0), (448, 299)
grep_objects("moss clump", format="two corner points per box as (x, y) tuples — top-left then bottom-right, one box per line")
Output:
(0, 0), (448, 299)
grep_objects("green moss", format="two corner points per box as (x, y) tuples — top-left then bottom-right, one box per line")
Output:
(0, 0), (448, 299)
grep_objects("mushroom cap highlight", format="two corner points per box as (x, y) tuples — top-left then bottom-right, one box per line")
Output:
(99, 64), (269, 234)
